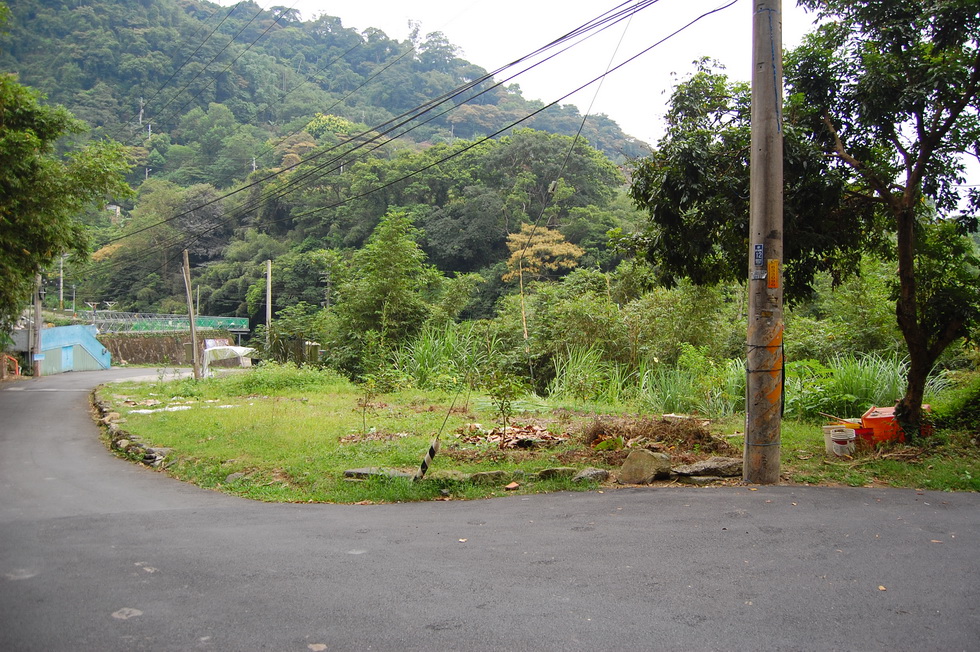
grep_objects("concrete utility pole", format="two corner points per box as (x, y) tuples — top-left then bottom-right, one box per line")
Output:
(58, 254), (65, 311)
(744, 0), (784, 484)
(266, 259), (273, 349)
(182, 250), (201, 380)
(32, 275), (43, 378)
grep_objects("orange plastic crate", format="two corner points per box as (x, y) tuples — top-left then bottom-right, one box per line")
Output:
(862, 406), (903, 443)
(861, 405), (932, 444)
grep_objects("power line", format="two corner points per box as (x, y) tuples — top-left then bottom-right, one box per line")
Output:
(87, 1), (733, 294)
(104, 0), (658, 250)
(147, 4), (296, 131)
(132, 2), (244, 128)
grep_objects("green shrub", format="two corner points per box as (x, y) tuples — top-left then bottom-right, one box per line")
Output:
(933, 373), (980, 433)
(220, 361), (350, 395)
(784, 353), (953, 421)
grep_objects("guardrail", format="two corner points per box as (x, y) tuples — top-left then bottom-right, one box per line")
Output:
(72, 310), (249, 333)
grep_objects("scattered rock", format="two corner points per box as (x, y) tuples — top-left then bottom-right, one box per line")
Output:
(504, 482), (520, 490)
(114, 439), (131, 451)
(343, 467), (414, 480)
(672, 456), (742, 478)
(537, 467), (578, 480)
(572, 467), (610, 483)
(618, 449), (671, 484)
(225, 472), (246, 483)
(676, 475), (724, 486)
(470, 470), (509, 485)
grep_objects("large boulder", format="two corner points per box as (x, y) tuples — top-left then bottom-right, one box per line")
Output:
(618, 450), (671, 484)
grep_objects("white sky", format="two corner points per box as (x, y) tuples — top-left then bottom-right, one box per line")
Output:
(218, 0), (819, 145)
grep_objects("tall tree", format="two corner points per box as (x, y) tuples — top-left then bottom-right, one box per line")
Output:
(788, 0), (980, 435)
(503, 224), (585, 283)
(630, 2), (980, 437)
(0, 72), (131, 331)
(329, 210), (437, 375)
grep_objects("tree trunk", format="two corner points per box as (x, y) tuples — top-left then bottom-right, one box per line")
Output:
(892, 200), (925, 438)
(896, 346), (930, 441)
(892, 197), (937, 440)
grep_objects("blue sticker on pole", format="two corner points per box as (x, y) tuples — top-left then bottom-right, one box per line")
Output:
(754, 244), (764, 267)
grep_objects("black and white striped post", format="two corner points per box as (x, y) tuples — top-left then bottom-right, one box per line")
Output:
(413, 437), (440, 482)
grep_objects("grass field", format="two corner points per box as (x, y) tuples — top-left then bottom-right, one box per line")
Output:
(96, 364), (980, 503)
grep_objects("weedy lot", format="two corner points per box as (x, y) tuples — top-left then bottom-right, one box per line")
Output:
(97, 365), (980, 503)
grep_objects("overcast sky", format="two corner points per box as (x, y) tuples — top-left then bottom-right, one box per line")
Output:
(217, 0), (819, 145)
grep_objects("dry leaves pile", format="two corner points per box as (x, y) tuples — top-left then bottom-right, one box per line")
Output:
(453, 423), (568, 449)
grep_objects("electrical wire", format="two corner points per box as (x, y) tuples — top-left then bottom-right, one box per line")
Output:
(102, 0), (657, 250)
(127, 2), (243, 132)
(78, 1), (737, 299)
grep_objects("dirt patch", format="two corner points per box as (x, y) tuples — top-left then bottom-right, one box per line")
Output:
(580, 415), (735, 456)
(339, 430), (410, 444)
(441, 414), (736, 468)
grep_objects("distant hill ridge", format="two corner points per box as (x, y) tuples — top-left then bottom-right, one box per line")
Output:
(0, 0), (647, 173)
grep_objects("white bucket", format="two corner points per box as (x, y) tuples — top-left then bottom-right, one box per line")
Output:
(831, 430), (856, 457)
(823, 426), (850, 455)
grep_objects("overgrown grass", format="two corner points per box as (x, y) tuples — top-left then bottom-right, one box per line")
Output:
(100, 361), (979, 503)
(102, 363), (604, 503)
(393, 321), (495, 390)
(779, 418), (980, 491)
(784, 353), (952, 420)
(545, 345), (744, 418)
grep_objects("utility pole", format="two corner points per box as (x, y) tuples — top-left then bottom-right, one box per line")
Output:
(266, 259), (273, 349)
(58, 253), (65, 311)
(85, 301), (99, 323)
(32, 275), (43, 378)
(744, 0), (784, 484)
(182, 250), (201, 380)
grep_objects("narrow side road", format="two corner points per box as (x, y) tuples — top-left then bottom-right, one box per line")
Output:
(1, 369), (977, 651)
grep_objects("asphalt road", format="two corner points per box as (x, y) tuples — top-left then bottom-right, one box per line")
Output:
(1, 368), (978, 651)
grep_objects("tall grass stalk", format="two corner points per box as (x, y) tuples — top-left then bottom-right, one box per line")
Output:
(395, 322), (493, 389)
(829, 353), (906, 409)
(785, 353), (955, 420)
(548, 347), (611, 403)
(635, 354), (744, 418)
(636, 361), (701, 415)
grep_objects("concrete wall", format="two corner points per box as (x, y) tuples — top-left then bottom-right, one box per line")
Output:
(99, 331), (235, 365)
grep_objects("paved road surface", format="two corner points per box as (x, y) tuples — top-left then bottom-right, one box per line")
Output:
(1, 369), (978, 651)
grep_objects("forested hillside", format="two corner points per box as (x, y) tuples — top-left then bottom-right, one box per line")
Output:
(1, 0), (648, 323)
(0, 0), (646, 169)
